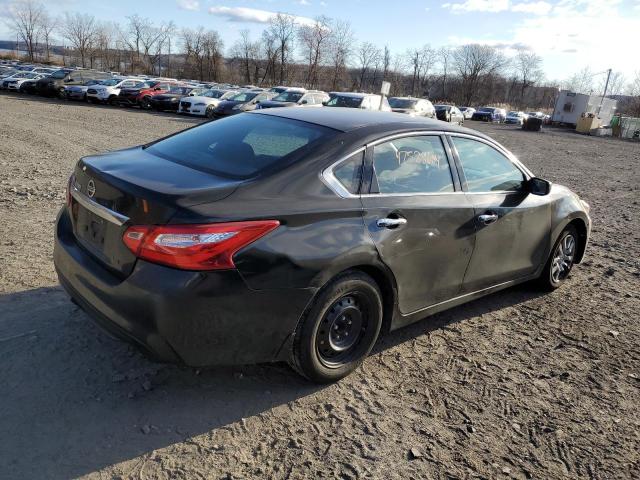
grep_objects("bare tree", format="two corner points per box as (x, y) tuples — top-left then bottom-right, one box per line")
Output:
(7, 0), (44, 61)
(438, 47), (453, 99)
(298, 16), (331, 89)
(382, 45), (391, 80)
(268, 13), (297, 85)
(232, 30), (258, 84)
(452, 44), (506, 105)
(597, 71), (625, 97)
(357, 42), (380, 90)
(60, 12), (97, 68)
(122, 15), (146, 71)
(564, 67), (595, 94)
(628, 71), (640, 97)
(328, 19), (353, 90)
(513, 50), (543, 107)
(406, 45), (436, 97)
(38, 11), (58, 63)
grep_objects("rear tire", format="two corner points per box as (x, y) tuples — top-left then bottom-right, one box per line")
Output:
(538, 225), (578, 291)
(140, 96), (152, 110)
(289, 271), (383, 383)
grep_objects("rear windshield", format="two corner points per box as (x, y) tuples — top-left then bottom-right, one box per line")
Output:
(273, 91), (304, 102)
(146, 114), (337, 179)
(49, 70), (70, 79)
(230, 92), (258, 102)
(326, 95), (363, 108)
(389, 98), (417, 109)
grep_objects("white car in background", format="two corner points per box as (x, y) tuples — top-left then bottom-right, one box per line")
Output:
(178, 88), (239, 117)
(86, 78), (145, 105)
(324, 92), (392, 111)
(0, 72), (45, 90)
(459, 107), (476, 119)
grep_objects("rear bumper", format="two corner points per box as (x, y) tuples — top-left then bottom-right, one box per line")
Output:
(53, 207), (314, 366)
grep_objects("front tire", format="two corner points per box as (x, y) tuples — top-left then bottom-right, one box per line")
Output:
(289, 271), (383, 383)
(539, 225), (578, 290)
(140, 96), (152, 110)
(205, 105), (216, 118)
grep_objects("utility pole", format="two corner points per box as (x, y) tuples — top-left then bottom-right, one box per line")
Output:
(598, 68), (612, 114)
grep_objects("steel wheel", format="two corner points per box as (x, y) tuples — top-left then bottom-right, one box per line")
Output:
(315, 294), (370, 368)
(551, 233), (576, 283)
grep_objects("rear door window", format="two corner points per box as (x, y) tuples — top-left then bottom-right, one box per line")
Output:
(333, 151), (364, 194)
(147, 114), (337, 179)
(372, 135), (454, 194)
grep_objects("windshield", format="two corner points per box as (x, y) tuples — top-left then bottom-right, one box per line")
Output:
(435, 105), (450, 111)
(388, 98), (417, 109)
(50, 70), (70, 79)
(100, 79), (119, 86)
(147, 114), (336, 179)
(202, 89), (225, 98)
(168, 86), (191, 95)
(229, 92), (258, 102)
(273, 91), (304, 102)
(325, 95), (363, 108)
(479, 107), (495, 113)
(507, 111), (520, 116)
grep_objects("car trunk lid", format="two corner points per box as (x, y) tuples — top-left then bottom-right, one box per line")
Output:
(69, 146), (241, 277)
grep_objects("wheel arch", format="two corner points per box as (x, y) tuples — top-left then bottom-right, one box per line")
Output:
(566, 217), (588, 264)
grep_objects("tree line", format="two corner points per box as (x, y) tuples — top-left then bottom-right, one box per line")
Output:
(5, 0), (640, 112)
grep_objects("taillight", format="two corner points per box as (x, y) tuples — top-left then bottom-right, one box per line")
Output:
(122, 221), (280, 271)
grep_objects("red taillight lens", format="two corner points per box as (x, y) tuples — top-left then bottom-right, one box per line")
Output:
(122, 221), (280, 271)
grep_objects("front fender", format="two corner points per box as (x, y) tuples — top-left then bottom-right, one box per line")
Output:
(549, 185), (591, 264)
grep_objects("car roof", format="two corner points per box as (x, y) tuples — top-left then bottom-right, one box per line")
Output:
(251, 107), (488, 137)
(330, 92), (377, 98)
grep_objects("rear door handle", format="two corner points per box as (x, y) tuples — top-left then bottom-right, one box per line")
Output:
(478, 213), (499, 225)
(377, 217), (407, 229)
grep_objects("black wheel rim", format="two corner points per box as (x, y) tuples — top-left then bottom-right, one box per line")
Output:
(315, 293), (370, 368)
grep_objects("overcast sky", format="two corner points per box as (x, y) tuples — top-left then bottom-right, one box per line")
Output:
(1, 0), (639, 81)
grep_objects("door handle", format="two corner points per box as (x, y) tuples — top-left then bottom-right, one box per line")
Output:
(478, 213), (499, 225)
(377, 217), (407, 229)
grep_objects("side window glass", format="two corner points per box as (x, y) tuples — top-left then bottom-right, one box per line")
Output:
(333, 151), (364, 195)
(452, 137), (525, 192)
(372, 136), (454, 194)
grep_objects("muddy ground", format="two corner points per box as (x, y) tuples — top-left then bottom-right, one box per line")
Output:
(0, 93), (638, 480)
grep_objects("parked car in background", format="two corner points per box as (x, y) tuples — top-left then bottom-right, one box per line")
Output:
(268, 86), (290, 94)
(505, 111), (528, 125)
(472, 107), (507, 123)
(388, 97), (436, 118)
(149, 86), (206, 112)
(459, 107), (476, 119)
(178, 88), (239, 117)
(324, 92), (392, 111)
(64, 79), (103, 101)
(87, 78), (145, 105)
(435, 104), (464, 125)
(55, 108), (591, 383)
(18, 78), (40, 94)
(117, 80), (178, 109)
(36, 69), (111, 98)
(1, 72), (45, 90)
(257, 89), (329, 109)
(527, 111), (551, 125)
(212, 90), (278, 118)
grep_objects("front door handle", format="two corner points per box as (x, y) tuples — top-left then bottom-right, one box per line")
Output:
(478, 213), (499, 225)
(377, 217), (408, 229)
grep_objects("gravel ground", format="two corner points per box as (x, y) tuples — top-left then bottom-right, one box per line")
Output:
(1, 92), (639, 480)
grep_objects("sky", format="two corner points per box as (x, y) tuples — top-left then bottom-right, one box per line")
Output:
(1, 0), (639, 82)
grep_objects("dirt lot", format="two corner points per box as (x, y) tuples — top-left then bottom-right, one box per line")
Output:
(1, 93), (638, 480)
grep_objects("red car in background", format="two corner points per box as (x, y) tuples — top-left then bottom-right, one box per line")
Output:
(117, 80), (180, 109)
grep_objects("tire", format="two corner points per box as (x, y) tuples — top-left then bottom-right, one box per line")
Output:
(140, 96), (152, 110)
(205, 105), (216, 118)
(538, 225), (578, 291)
(108, 95), (118, 106)
(289, 270), (383, 383)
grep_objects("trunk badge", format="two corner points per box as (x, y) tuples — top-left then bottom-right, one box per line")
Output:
(87, 180), (96, 198)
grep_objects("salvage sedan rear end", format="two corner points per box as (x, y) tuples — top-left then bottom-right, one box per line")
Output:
(54, 108), (591, 383)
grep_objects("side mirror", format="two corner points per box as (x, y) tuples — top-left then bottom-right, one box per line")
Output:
(154, 87), (162, 91)
(527, 177), (551, 196)
(322, 101), (328, 106)
(300, 99), (308, 104)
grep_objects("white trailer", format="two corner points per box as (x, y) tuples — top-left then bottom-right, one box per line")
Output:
(552, 90), (618, 126)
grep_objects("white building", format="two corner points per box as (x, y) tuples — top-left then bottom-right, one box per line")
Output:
(552, 90), (618, 126)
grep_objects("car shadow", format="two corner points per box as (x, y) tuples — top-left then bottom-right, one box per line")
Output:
(0, 282), (545, 478)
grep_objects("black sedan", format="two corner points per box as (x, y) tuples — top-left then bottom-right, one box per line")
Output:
(212, 90), (277, 118)
(435, 104), (465, 125)
(54, 108), (591, 383)
(150, 86), (203, 112)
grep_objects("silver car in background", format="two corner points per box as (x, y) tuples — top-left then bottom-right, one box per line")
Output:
(388, 96), (436, 118)
(178, 89), (239, 117)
